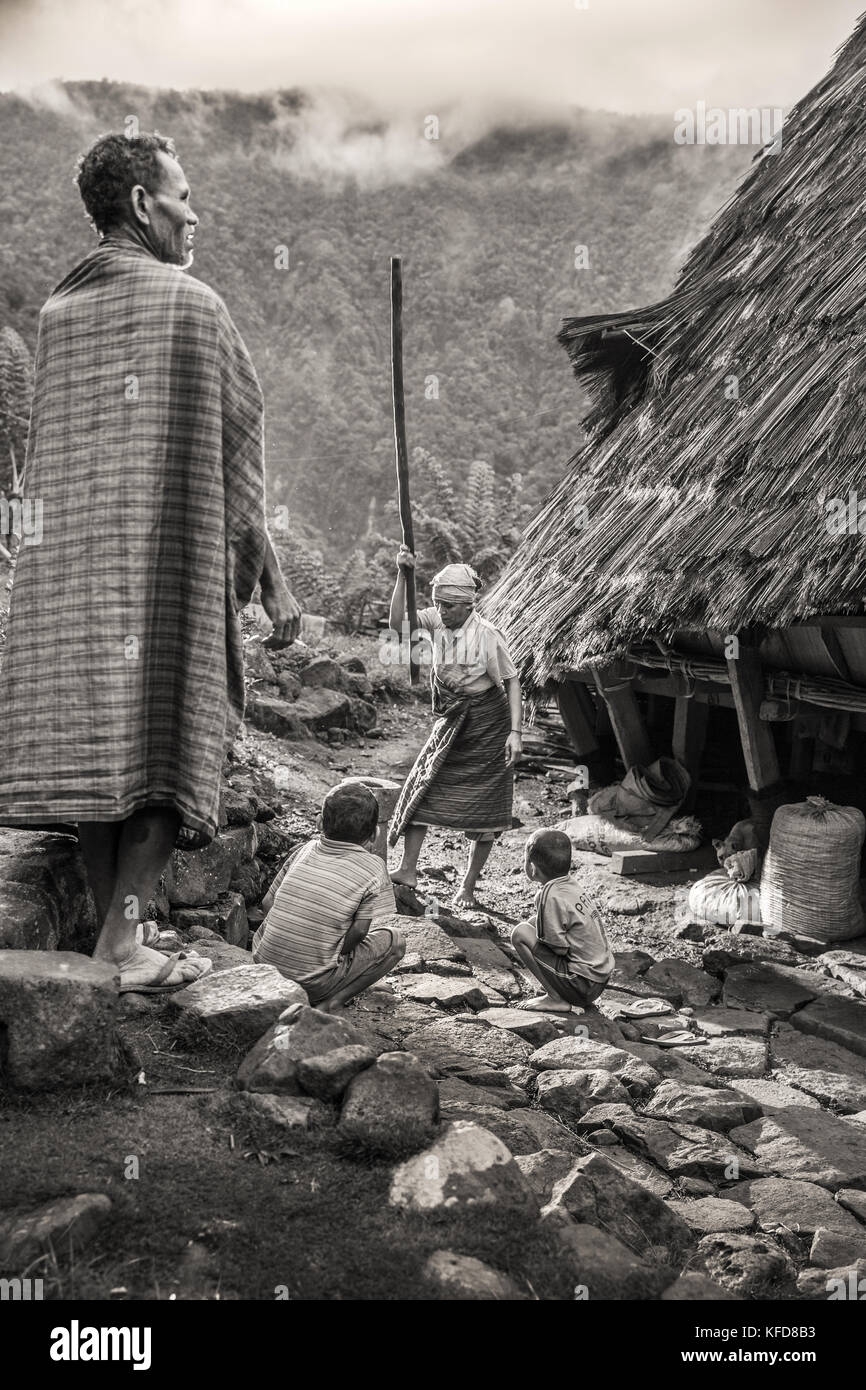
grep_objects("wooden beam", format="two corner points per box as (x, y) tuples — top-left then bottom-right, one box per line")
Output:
(592, 662), (654, 770)
(556, 680), (599, 759)
(819, 626), (854, 684)
(611, 845), (718, 877)
(726, 643), (781, 792)
(672, 696), (709, 810)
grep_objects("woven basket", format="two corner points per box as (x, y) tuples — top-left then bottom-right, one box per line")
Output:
(759, 796), (865, 942)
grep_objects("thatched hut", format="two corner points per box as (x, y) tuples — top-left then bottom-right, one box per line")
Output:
(484, 15), (866, 813)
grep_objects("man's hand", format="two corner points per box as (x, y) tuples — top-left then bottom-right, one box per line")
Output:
(396, 544), (416, 572)
(505, 732), (522, 768)
(261, 575), (301, 649)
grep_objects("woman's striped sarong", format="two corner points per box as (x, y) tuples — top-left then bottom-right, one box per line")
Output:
(388, 677), (513, 844)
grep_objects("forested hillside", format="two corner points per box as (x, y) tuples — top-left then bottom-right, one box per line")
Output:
(0, 82), (751, 611)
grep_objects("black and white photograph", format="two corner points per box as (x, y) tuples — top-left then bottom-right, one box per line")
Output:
(1, 0), (865, 1354)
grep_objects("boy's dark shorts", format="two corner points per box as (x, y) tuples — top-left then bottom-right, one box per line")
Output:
(531, 940), (609, 1007)
(300, 925), (404, 1007)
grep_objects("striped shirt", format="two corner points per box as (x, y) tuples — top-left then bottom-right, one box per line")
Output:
(535, 875), (614, 983)
(251, 836), (396, 980)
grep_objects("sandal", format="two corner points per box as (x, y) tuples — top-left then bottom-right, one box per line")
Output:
(610, 996), (675, 1019)
(118, 946), (213, 995)
(642, 1030), (706, 1048)
(135, 921), (161, 948)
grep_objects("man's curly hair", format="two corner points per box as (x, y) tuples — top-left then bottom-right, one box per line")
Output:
(75, 132), (178, 235)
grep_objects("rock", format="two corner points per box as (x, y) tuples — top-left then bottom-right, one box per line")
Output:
(220, 785), (259, 827)
(552, 1222), (671, 1300)
(677, 1036), (769, 1078)
(402, 1018), (534, 1072)
(400, 974), (486, 1011)
(400, 920), (467, 969)
(598, 989), (676, 1020)
(678, 1176), (716, 1196)
(729, 1107), (866, 1190)
(661, 1272), (741, 1299)
(527, 1035), (660, 1099)
(0, 952), (122, 1091)
(620, 1041), (729, 1089)
(666, 1197), (755, 1234)
(643, 959), (721, 1008)
(818, 949), (866, 998)
(471, 1009), (560, 1047)
(439, 1101), (579, 1157)
(702, 938), (798, 975)
(163, 831), (255, 908)
(454, 937), (521, 998)
(515, 1149), (578, 1202)
(692, 1232), (796, 1296)
(503, 1108), (582, 1154)
(722, 961), (817, 1019)
(229, 862), (264, 909)
(601, 1146), (673, 1198)
(423, 1249), (526, 1300)
(236, 1004), (367, 1094)
(183, 937), (252, 974)
(611, 949), (654, 980)
(347, 696), (378, 732)
(0, 829), (96, 952)
(542, 1151), (693, 1257)
(235, 1092), (321, 1132)
(388, 1121), (538, 1214)
(243, 638), (276, 682)
(503, 1063), (535, 1091)
(207, 891), (249, 946)
(770, 1030), (866, 1113)
(437, 1078), (527, 1111)
(798, 1259), (866, 1299)
(691, 1007), (771, 1037)
(337, 652), (367, 675)
(837, 1188), (866, 1222)
(809, 1226), (866, 1268)
(277, 671), (302, 701)
(536, 1068), (632, 1119)
(644, 1080), (761, 1133)
(339, 1051), (439, 1155)
(0, 1194), (112, 1269)
(295, 688), (355, 733)
(726, 1176), (863, 1236)
(577, 1102), (636, 1131)
(244, 693), (309, 737)
(791, 993), (866, 1060)
(730, 1077), (821, 1113)
(170, 964), (306, 1046)
(602, 1111), (763, 1182)
(301, 655), (344, 689)
(295, 1044), (376, 1100)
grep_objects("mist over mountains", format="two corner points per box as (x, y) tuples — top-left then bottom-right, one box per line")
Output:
(0, 81), (752, 557)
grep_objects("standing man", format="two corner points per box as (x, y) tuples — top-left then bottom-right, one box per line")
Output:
(0, 133), (300, 991)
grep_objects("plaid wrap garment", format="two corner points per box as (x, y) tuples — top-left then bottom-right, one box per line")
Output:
(0, 238), (269, 846)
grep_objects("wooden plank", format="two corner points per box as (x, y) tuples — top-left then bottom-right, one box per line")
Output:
(556, 680), (599, 758)
(611, 845), (718, 876)
(592, 663), (654, 769)
(819, 626), (854, 684)
(726, 643), (781, 792)
(672, 696), (709, 810)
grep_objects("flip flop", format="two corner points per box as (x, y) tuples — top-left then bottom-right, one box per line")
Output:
(119, 950), (213, 995)
(610, 996), (676, 1019)
(135, 921), (161, 948)
(642, 1031), (706, 1048)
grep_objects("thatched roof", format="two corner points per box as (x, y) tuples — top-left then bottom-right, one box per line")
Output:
(484, 14), (866, 696)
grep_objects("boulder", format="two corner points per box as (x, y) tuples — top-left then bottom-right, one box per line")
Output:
(220, 786), (259, 827)
(529, 1035), (632, 1073)
(798, 1259), (866, 1300)
(552, 1222), (671, 1300)
(601, 1146), (673, 1198)
(295, 1044), (376, 1101)
(292, 687), (354, 732)
(770, 1030), (866, 1113)
(542, 1151), (693, 1257)
(643, 959), (721, 1008)
(610, 950), (654, 980)
(347, 696), (378, 732)
(661, 1272), (741, 1300)
(243, 638), (277, 682)
(423, 1250), (526, 1300)
(692, 1232), (796, 1296)
(471, 1009), (560, 1047)
(0, 952), (122, 1091)
(339, 1051), (439, 1155)
(300, 656), (344, 689)
(809, 1226), (866, 1268)
(436, 1078), (527, 1111)
(818, 950), (866, 998)
(0, 1193), (112, 1270)
(245, 693), (305, 738)
(438, 1101), (579, 1157)
(702, 939), (798, 975)
(722, 961), (818, 1019)
(691, 1006), (771, 1037)
(602, 1111), (763, 1183)
(619, 1040), (729, 1089)
(400, 921), (467, 969)
(234, 1092), (321, 1132)
(726, 1176), (863, 1236)
(536, 1068), (631, 1119)
(676, 1036), (768, 1078)
(0, 830), (96, 952)
(400, 975), (487, 1011)
(453, 938), (521, 999)
(644, 1080), (761, 1133)
(229, 862), (264, 910)
(170, 964), (306, 1046)
(388, 1122), (538, 1214)
(730, 1107), (866, 1190)
(163, 828), (258, 909)
(402, 1018), (534, 1072)
(837, 1188), (866, 1223)
(514, 1149), (576, 1202)
(236, 1004), (366, 1093)
(791, 994), (866, 1060)
(665, 1197), (755, 1235)
(727, 1076), (821, 1113)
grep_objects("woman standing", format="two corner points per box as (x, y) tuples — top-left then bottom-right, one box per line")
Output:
(388, 546), (523, 909)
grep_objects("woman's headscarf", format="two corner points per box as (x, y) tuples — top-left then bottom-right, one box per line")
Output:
(431, 562), (479, 604)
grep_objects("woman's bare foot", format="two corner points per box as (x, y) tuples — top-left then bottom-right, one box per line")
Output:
(516, 994), (582, 1015)
(116, 944), (213, 994)
(453, 883), (480, 911)
(390, 870), (418, 889)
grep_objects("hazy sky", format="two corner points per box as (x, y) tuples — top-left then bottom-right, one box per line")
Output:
(0, 0), (862, 114)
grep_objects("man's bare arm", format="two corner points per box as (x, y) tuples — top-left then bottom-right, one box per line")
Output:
(260, 534), (302, 649)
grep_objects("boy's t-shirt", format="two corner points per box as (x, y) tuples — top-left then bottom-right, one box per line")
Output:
(251, 836), (396, 981)
(534, 875), (614, 983)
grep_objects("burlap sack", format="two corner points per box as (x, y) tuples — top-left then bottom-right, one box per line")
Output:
(759, 796), (865, 942)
